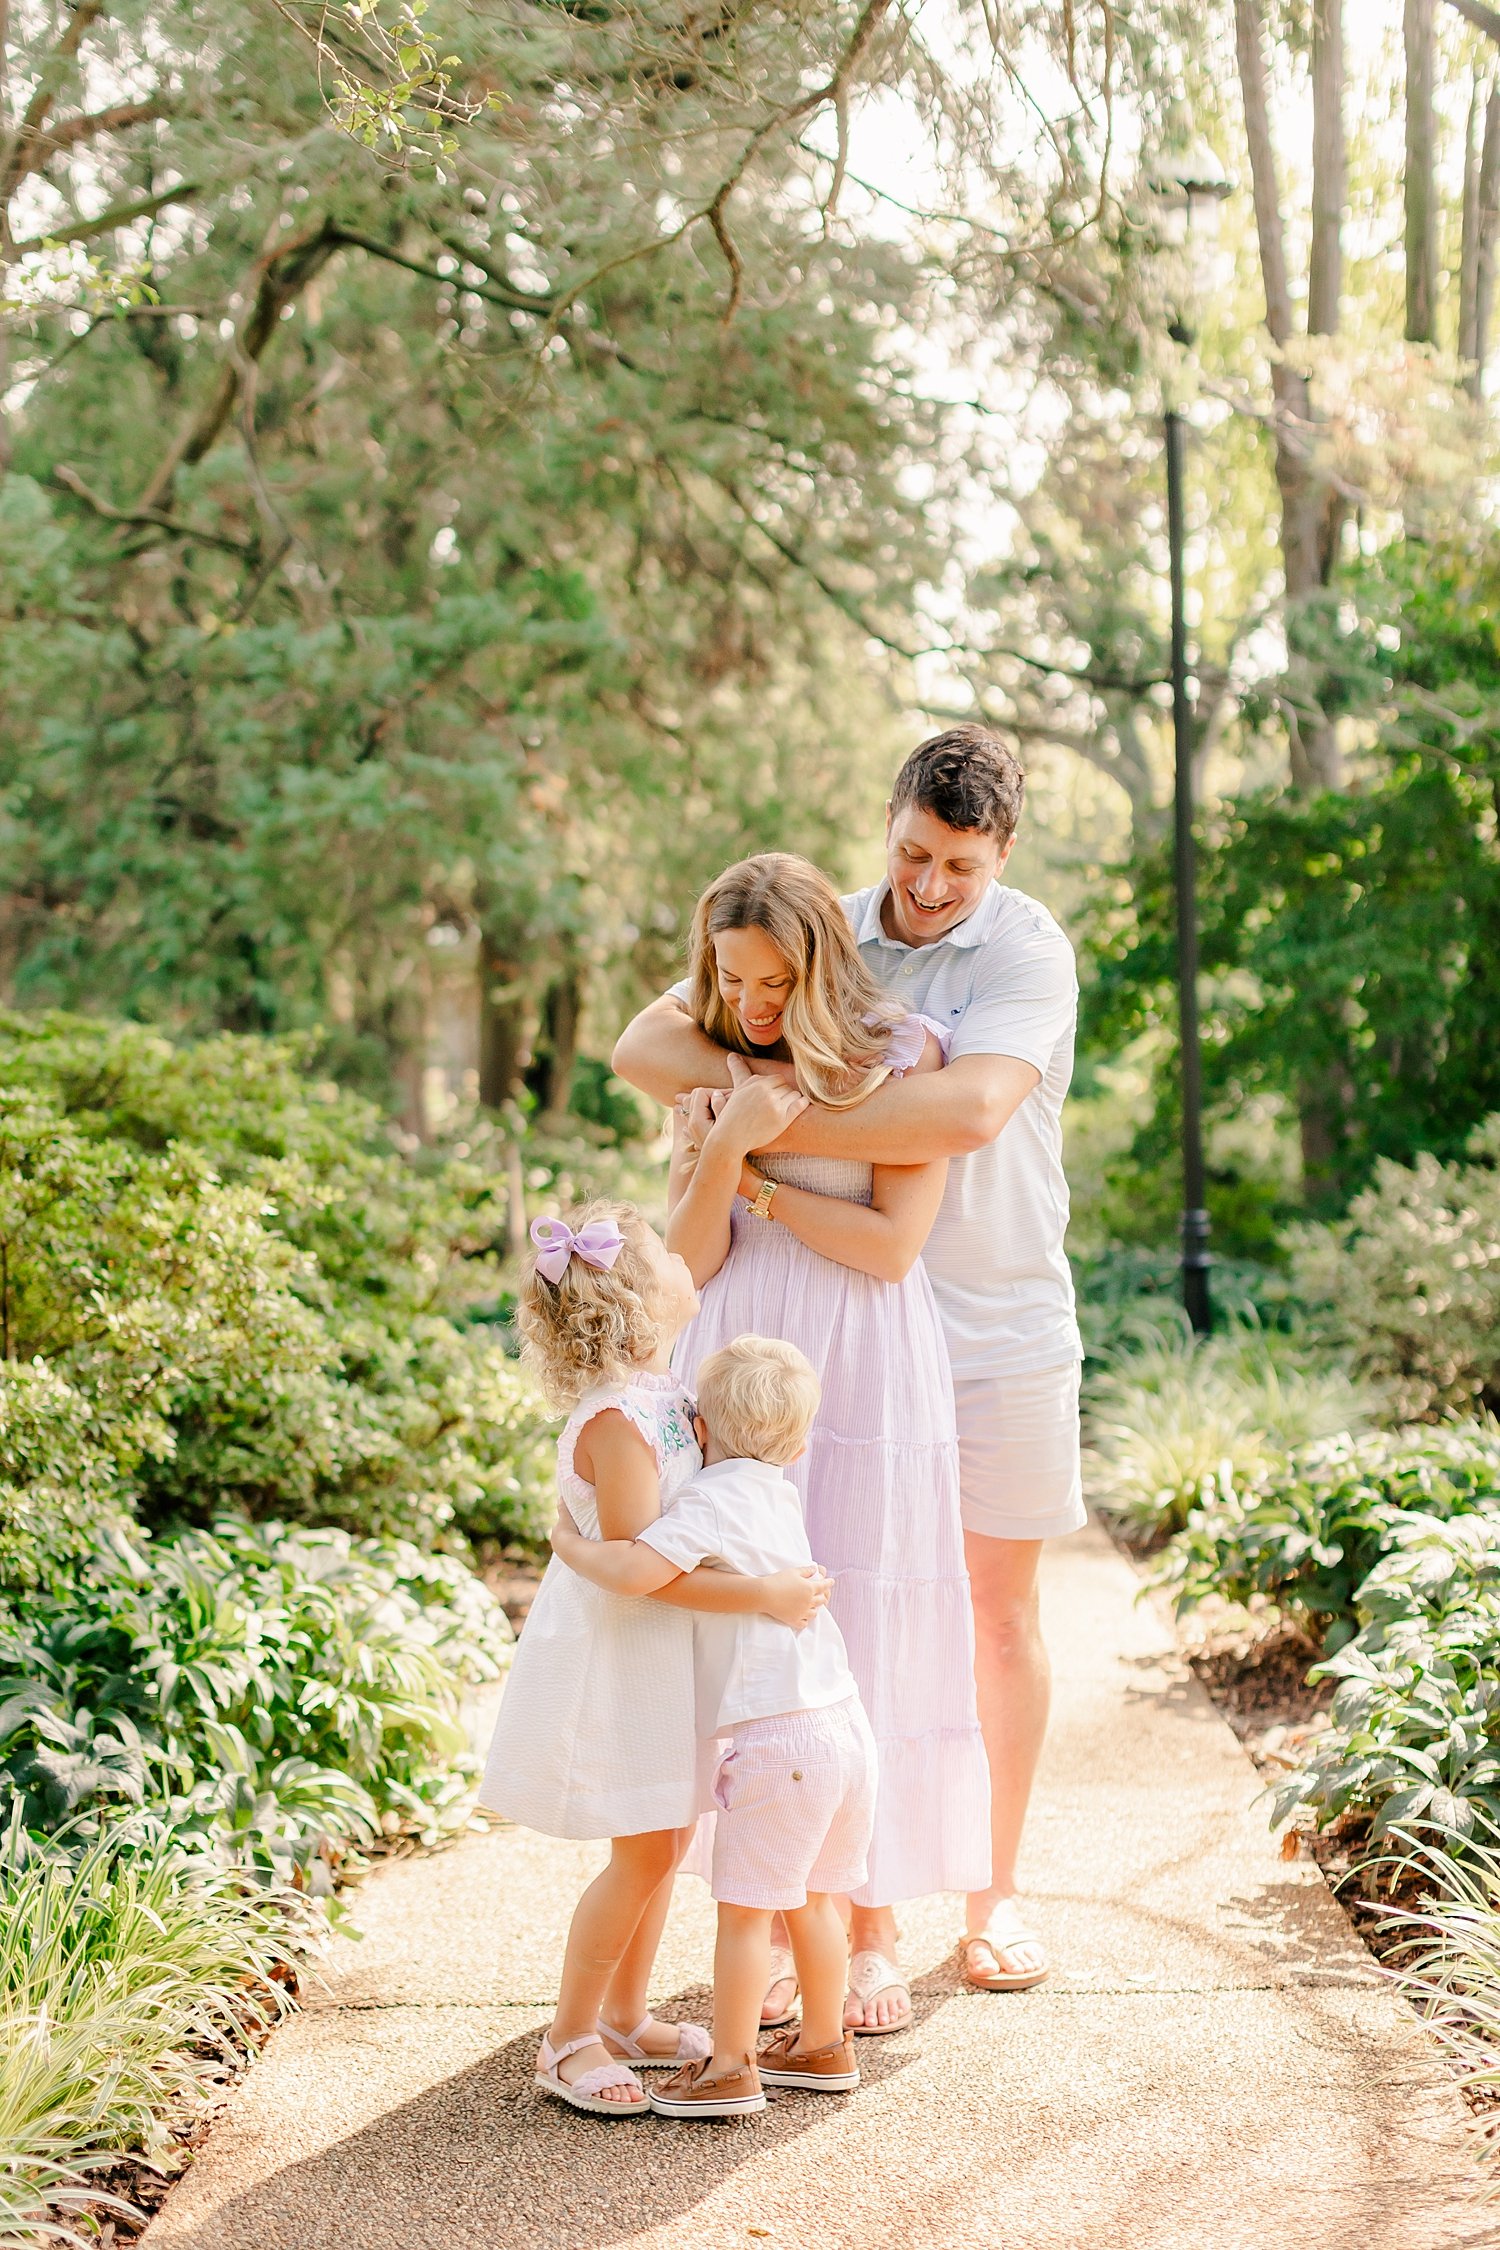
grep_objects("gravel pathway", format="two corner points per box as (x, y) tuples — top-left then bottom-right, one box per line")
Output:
(143, 1520), (1488, 2250)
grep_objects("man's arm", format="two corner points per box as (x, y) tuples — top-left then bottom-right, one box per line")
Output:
(612, 998), (1035, 1162)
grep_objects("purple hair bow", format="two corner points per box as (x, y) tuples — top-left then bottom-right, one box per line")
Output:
(530, 1213), (626, 1285)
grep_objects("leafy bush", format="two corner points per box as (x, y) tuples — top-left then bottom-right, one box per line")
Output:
(1, 1516), (513, 1876)
(1272, 1510), (1500, 1842)
(1156, 1423), (1500, 1638)
(1086, 1315), (1374, 1535)
(0, 1010), (555, 1580)
(0, 1819), (319, 2245)
(1370, 1820), (1500, 2169)
(1291, 1116), (1500, 1421)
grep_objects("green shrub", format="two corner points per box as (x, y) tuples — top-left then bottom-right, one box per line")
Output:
(0, 1819), (319, 2244)
(1155, 1422), (1500, 1637)
(0, 1010), (555, 1574)
(0, 1516), (513, 1874)
(1291, 1116), (1500, 1420)
(1272, 1509), (1500, 1842)
(1086, 1315), (1374, 1534)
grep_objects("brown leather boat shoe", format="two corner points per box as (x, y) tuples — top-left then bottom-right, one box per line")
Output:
(756, 2030), (860, 2092)
(646, 2053), (766, 2118)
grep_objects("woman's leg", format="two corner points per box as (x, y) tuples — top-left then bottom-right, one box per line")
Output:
(782, 1894), (849, 2051)
(599, 1826), (696, 2056)
(845, 1901), (906, 2029)
(549, 1829), (681, 2101)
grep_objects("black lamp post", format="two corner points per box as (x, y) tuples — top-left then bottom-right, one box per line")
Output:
(1149, 146), (1231, 1337)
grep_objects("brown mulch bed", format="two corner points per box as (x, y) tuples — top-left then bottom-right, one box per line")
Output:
(476, 1541), (546, 1633)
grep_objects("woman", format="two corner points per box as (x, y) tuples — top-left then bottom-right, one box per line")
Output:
(665, 853), (991, 2034)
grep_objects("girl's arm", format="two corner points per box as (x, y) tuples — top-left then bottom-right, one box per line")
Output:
(665, 1076), (809, 1286)
(572, 1411), (664, 1540)
(551, 1514), (832, 1631)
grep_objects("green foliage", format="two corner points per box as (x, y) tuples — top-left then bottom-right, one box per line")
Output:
(1272, 1510), (1500, 1845)
(0, 1011), (554, 1582)
(1156, 1424), (1500, 1641)
(0, 1820), (320, 2244)
(1085, 1312), (1373, 1535)
(1080, 537), (1500, 1219)
(1370, 1822), (1500, 2173)
(1291, 1117), (1500, 1421)
(0, 1515), (512, 1874)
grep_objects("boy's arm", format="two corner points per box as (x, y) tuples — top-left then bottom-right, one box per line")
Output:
(613, 996), (1035, 1162)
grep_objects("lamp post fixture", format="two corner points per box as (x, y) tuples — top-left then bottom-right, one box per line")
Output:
(1148, 143), (1231, 1338)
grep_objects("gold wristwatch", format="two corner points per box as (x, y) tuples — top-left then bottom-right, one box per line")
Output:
(748, 1173), (779, 1222)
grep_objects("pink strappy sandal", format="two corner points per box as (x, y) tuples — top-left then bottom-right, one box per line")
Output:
(535, 2031), (649, 2117)
(597, 2015), (712, 2070)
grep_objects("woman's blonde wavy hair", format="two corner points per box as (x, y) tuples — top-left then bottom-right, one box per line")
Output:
(687, 854), (904, 1108)
(517, 1200), (671, 1411)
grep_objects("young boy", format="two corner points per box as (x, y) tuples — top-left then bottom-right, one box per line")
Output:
(550, 1333), (876, 2119)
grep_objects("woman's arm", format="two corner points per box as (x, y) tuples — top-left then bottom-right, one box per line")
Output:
(665, 1076), (809, 1286)
(738, 1155), (948, 1284)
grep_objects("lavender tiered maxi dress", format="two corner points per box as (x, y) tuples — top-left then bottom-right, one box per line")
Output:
(673, 1132), (992, 1907)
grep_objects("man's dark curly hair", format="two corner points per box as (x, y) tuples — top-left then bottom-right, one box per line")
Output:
(889, 725), (1025, 845)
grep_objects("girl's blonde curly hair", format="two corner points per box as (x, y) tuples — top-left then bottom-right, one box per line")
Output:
(517, 1200), (672, 1411)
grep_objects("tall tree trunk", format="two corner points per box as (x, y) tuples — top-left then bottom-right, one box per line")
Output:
(1233, 0), (1344, 789)
(1309, 0), (1344, 337)
(1405, 0), (1439, 344)
(1462, 74), (1485, 372)
(532, 967), (582, 1119)
(1473, 85), (1500, 395)
(478, 935), (529, 1110)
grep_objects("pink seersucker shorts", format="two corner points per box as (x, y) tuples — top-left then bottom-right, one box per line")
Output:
(710, 1696), (877, 1911)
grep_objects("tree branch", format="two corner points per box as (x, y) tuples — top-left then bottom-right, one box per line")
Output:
(13, 180), (199, 252)
(51, 463), (260, 556)
(5, 99), (172, 197)
(1446, 0), (1500, 41)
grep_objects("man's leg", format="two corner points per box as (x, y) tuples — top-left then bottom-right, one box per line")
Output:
(963, 1531), (1048, 1973)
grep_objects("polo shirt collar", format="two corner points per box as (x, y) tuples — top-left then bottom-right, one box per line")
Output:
(859, 876), (1004, 954)
(695, 1456), (782, 1487)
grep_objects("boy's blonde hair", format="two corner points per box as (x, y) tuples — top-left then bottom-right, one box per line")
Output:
(695, 1335), (821, 1467)
(517, 1200), (670, 1410)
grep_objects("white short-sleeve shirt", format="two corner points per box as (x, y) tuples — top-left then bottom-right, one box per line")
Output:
(841, 879), (1082, 1378)
(637, 1457), (858, 1732)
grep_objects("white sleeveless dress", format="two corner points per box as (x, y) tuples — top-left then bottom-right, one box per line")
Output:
(477, 1370), (713, 1840)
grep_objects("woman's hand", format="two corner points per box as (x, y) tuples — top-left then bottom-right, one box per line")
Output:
(673, 1085), (721, 1154)
(708, 1055), (809, 1158)
(760, 1564), (833, 1631)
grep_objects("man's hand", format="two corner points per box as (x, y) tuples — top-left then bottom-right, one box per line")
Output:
(761, 1564), (833, 1631)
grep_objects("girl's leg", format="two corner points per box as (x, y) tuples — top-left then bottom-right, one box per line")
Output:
(709, 1903), (774, 2075)
(549, 1830), (680, 2102)
(781, 1894), (848, 2051)
(599, 1826), (695, 2058)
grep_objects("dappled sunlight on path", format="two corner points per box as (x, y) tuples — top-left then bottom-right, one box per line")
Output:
(143, 1525), (1486, 2250)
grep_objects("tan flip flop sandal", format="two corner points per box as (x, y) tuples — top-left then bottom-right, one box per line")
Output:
(962, 1907), (1050, 1993)
(845, 1948), (913, 2036)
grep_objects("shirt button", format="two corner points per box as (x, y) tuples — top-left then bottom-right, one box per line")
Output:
(791, 1769), (804, 1782)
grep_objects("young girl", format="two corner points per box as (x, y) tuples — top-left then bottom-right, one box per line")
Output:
(478, 1194), (823, 2118)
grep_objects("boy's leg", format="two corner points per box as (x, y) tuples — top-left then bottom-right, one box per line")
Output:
(710, 1903), (774, 2073)
(781, 1893), (849, 2051)
(550, 1829), (680, 2101)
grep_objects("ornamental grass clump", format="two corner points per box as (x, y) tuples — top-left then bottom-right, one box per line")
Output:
(0, 1820), (320, 2244)
(1086, 1312), (1374, 1536)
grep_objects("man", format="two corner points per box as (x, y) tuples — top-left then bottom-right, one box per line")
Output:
(612, 723), (1084, 2018)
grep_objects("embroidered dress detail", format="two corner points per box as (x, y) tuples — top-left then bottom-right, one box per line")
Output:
(478, 1371), (712, 1839)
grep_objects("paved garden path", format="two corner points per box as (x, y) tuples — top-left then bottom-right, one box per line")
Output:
(144, 1521), (1491, 2250)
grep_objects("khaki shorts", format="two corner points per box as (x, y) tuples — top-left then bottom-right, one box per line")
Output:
(953, 1361), (1086, 1542)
